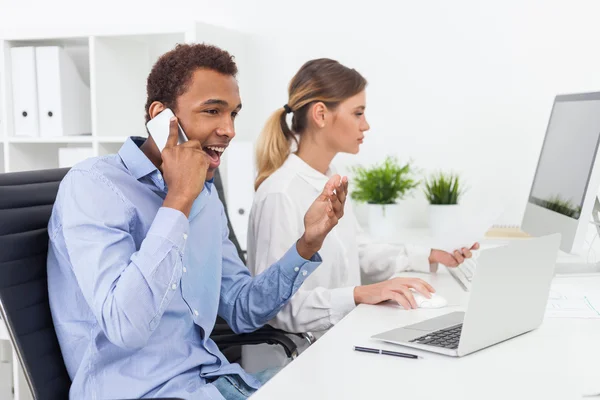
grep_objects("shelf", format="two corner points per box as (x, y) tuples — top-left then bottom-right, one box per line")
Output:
(8, 141), (92, 172)
(8, 37), (89, 50)
(0, 22), (196, 43)
(96, 135), (141, 144)
(4, 37), (92, 139)
(0, 142), (4, 173)
(0, 41), (8, 142)
(0, 22), (251, 173)
(90, 33), (185, 139)
(8, 136), (93, 144)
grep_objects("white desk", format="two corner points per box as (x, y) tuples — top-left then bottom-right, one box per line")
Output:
(252, 268), (600, 399)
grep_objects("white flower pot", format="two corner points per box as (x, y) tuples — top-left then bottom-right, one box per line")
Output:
(395, 197), (429, 229)
(428, 204), (461, 238)
(367, 204), (398, 240)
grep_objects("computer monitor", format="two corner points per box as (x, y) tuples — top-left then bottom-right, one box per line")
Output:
(522, 91), (600, 254)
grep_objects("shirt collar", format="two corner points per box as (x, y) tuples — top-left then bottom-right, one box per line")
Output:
(118, 136), (215, 194)
(118, 137), (159, 180)
(285, 153), (334, 191)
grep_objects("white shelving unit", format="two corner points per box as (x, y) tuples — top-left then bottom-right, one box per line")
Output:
(0, 21), (256, 400)
(0, 21), (254, 173)
(0, 56), (5, 173)
(0, 144), (4, 174)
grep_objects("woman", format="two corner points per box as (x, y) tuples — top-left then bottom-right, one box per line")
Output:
(243, 58), (478, 371)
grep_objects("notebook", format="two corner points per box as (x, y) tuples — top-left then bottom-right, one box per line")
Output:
(485, 225), (531, 239)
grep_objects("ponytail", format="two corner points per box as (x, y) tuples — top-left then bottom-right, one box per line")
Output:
(255, 107), (297, 190)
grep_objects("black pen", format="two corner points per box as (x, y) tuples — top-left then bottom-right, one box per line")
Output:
(353, 346), (421, 359)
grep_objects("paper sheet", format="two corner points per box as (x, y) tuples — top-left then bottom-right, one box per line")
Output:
(428, 205), (504, 253)
(546, 283), (600, 319)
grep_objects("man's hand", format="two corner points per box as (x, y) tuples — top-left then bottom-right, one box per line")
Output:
(429, 243), (480, 267)
(297, 174), (348, 259)
(353, 277), (436, 310)
(161, 116), (211, 217)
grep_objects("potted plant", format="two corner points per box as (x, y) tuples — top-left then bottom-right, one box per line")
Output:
(351, 156), (420, 238)
(541, 195), (581, 219)
(423, 172), (464, 236)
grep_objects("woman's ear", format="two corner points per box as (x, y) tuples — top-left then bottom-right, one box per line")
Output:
(310, 102), (327, 128)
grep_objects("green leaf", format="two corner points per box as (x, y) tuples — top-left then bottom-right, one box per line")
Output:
(539, 194), (581, 218)
(423, 172), (464, 205)
(350, 156), (420, 205)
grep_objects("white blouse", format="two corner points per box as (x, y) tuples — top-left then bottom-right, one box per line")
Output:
(246, 154), (432, 335)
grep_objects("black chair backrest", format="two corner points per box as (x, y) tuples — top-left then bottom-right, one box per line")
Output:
(0, 167), (245, 399)
(0, 168), (71, 400)
(213, 169), (246, 264)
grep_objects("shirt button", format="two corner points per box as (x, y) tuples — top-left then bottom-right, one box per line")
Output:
(157, 175), (163, 181)
(294, 267), (299, 272)
(171, 283), (177, 290)
(194, 310), (199, 316)
(302, 270), (308, 277)
(183, 233), (188, 240)
(183, 267), (187, 273)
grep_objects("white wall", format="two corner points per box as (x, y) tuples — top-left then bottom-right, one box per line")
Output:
(3, 0), (600, 224)
(236, 0), (600, 225)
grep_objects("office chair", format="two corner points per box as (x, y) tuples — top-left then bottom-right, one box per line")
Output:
(210, 169), (299, 362)
(212, 170), (317, 363)
(0, 167), (297, 400)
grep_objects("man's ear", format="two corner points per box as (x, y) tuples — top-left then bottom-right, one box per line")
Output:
(148, 102), (166, 120)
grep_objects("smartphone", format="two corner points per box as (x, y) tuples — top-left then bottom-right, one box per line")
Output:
(146, 108), (188, 152)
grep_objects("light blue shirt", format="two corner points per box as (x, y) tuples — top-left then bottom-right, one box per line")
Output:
(47, 137), (322, 399)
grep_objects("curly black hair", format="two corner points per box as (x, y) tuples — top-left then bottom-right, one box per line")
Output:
(144, 43), (238, 122)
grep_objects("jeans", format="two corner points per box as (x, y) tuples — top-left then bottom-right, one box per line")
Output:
(211, 368), (280, 399)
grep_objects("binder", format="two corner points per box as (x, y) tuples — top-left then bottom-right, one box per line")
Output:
(10, 47), (39, 137)
(35, 46), (91, 137)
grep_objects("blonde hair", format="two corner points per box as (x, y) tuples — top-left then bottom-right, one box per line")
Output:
(254, 58), (367, 190)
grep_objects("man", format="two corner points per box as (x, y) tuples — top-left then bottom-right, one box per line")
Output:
(47, 43), (348, 399)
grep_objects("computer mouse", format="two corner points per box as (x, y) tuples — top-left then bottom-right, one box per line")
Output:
(411, 292), (448, 309)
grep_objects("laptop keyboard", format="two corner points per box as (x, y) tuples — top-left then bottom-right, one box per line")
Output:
(408, 324), (463, 350)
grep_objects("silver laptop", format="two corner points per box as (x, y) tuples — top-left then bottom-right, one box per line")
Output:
(372, 234), (560, 357)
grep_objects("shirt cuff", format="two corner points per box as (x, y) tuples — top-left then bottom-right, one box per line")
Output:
(328, 286), (357, 325)
(401, 244), (434, 273)
(279, 244), (322, 284)
(148, 207), (190, 251)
